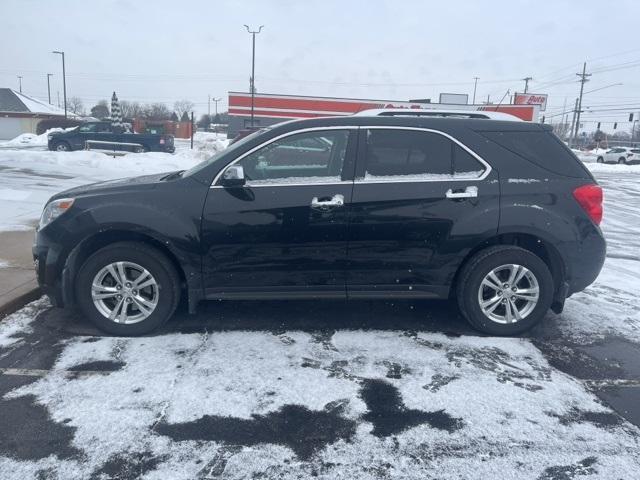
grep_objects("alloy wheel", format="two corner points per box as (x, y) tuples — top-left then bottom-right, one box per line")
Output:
(91, 261), (158, 324)
(477, 264), (539, 324)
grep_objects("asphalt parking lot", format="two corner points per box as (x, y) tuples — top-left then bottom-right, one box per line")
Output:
(1, 293), (639, 479)
(1, 169), (640, 479)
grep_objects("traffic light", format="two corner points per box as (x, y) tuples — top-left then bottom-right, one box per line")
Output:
(630, 113), (634, 122)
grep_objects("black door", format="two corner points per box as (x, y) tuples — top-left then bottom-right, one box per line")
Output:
(347, 127), (499, 298)
(201, 128), (357, 298)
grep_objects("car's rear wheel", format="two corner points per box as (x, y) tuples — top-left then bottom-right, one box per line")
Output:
(54, 141), (71, 152)
(456, 245), (554, 335)
(75, 242), (181, 335)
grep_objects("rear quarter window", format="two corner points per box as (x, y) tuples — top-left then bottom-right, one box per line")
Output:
(480, 130), (591, 178)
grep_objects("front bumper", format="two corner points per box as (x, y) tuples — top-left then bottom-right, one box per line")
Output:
(33, 231), (71, 307)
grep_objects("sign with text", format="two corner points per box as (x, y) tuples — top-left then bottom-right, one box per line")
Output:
(514, 93), (548, 111)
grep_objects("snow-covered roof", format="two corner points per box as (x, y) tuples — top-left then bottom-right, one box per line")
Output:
(0, 88), (77, 117)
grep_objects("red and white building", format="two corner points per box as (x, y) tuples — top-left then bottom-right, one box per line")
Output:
(227, 91), (542, 136)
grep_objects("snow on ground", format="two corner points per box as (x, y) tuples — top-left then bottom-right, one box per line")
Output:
(0, 305), (638, 479)
(0, 133), (227, 231)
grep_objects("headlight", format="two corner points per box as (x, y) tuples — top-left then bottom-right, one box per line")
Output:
(39, 198), (74, 229)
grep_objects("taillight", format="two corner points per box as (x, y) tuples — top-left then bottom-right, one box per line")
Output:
(160, 138), (165, 144)
(573, 184), (603, 225)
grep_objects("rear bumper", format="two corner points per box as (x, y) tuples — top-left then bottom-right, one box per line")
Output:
(565, 224), (607, 295)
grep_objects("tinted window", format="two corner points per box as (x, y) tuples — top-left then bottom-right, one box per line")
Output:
(238, 130), (349, 185)
(364, 129), (484, 180)
(79, 124), (96, 133)
(481, 130), (591, 178)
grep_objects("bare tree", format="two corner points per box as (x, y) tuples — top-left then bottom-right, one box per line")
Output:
(90, 100), (110, 119)
(68, 96), (85, 115)
(143, 102), (172, 120)
(120, 100), (144, 119)
(173, 100), (194, 119)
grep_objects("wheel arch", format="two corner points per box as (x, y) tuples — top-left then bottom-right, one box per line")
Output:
(63, 229), (189, 307)
(451, 232), (566, 302)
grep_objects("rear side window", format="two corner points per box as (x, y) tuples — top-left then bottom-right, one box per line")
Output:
(481, 130), (590, 178)
(364, 129), (485, 180)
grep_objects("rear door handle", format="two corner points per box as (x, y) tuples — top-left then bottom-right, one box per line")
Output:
(311, 194), (344, 210)
(445, 186), (478, 199)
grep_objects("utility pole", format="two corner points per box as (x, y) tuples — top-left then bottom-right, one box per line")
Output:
(17, 75), (23, 93)
(472, 76), (479, 104)
(244, 24), (264, 128)
(571, 62), (591, 148)
(522, 76), (532, 93)
(569, 98), (579, 148)
(46, 74), (53, 104)
(52, 51), (67, 118)
(57, 91), (60, 108)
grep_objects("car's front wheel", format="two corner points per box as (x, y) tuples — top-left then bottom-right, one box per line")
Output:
(596, 156), (604, 163)
(53, 141), (71, 152)
(456, 245), (554, 335)
(75, 242), (181, 335)
(618, 157), (627, 164)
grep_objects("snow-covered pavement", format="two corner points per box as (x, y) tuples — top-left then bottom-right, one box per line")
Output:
(0, 151), (640, 478)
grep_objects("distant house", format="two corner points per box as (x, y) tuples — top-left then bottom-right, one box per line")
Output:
(0, 88), (77, 140)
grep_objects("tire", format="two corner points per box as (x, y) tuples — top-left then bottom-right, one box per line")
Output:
(596, 157), (604, 163)
(53, 141), (71, 152)
(133, 146), (144, 153)
(618, 157), (627, 164)
(75, 242), (181, 335)
(456, 245), (554, 336)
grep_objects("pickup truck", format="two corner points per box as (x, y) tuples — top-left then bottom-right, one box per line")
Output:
(47, 122), (175, 153)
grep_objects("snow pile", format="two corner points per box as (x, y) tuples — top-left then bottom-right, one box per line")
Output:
(0, 148), (211, 231)
(0, 128), (72, 149)
(585, 162), (640, 174)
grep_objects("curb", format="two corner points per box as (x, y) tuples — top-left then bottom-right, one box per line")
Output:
(0, 287), (42, 321)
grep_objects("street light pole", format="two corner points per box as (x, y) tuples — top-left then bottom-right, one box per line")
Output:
(244, 24), (263, 128)
(472, 76), (479, 104)
(46, 74), (53, 104)
(213, 97), (221, 117)
(52, 51), (67, 118)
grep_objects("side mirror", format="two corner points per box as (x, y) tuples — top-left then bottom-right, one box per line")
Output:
(221, 165), (246, 187)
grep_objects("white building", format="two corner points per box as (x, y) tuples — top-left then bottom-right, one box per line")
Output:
(0, 88), (75, 140)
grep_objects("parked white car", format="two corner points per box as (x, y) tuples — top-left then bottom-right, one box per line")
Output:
(596, 147), (640, 164)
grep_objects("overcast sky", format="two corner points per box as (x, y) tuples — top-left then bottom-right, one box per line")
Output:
(2, 0), (639, 132)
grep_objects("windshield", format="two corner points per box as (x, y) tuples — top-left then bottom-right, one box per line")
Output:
(182, 128), (268, 177)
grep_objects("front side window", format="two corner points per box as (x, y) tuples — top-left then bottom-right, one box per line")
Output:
(363, 129), (485, 181)
(79, 124), (97, 133)
(237, 129), (350, 185)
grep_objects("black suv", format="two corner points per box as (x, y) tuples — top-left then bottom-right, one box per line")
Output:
(33, 116), (606, 336)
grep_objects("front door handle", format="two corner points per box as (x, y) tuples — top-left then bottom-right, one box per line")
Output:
(445, 186), (478, 199)
(311, 194), (345, 210)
